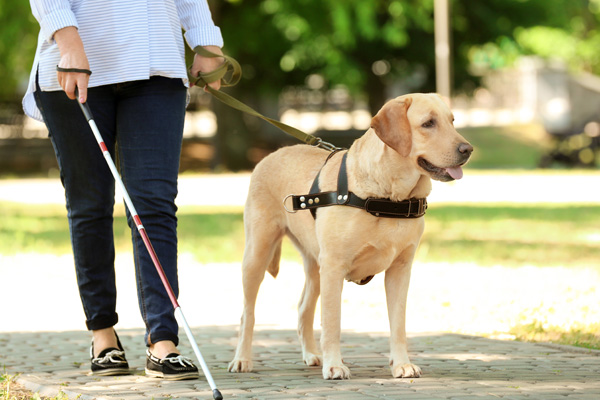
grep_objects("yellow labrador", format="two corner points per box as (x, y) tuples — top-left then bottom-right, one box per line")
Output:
(228, 93), (473, 379)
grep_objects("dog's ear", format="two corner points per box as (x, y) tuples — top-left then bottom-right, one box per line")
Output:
(371, 98), (413, 157)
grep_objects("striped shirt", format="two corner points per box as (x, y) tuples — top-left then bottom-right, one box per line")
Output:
(23, 0), (223, 122)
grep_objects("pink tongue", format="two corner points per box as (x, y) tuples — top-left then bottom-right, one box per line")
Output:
(446, 166), (463, 180)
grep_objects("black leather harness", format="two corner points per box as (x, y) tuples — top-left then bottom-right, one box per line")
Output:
(286, 151), (428, 220)
(283, 151), (428, 286)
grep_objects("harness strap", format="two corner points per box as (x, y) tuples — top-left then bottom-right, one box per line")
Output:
(289, 153), (427, 219)
(292, 191), (427, 219)
(307, 149), (345, 218)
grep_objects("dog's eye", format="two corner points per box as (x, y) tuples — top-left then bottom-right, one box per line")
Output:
(422, 119), (435, 128)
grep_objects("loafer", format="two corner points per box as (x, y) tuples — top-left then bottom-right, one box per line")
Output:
(145, 350), (199, 380)
(90, 333), (130, 376)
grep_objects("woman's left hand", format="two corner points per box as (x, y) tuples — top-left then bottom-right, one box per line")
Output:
(189, 45), (224, 92)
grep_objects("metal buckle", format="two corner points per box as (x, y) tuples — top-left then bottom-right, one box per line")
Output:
(314, 138), (342, 152)
(283, 194), (297, 213)
(406, 200), (412, 217)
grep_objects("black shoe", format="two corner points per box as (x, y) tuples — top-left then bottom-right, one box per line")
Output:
(90, 333), (130, 376)
(145, 350), (199, 380)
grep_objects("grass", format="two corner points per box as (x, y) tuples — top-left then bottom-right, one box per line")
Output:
(419, 204), (600, 267)
(0, 370), (67, 400)
(509, 321), (600, 350)
(458, 124), (549, 169)
(2, 202), (599, 268)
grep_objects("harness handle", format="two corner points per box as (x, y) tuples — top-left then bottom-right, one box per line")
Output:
(188, 46), (341, 152)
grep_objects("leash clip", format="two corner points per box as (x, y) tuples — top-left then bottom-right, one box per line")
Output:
(314, 138), (343, 152)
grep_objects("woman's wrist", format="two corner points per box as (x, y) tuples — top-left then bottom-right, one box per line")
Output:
(54, 26), (84, 55)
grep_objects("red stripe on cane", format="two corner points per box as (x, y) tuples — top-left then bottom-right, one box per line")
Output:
(100, 142), (108, 152)
(138, 226), (180, 308)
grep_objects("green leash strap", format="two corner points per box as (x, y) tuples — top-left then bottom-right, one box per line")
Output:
(188, 46), (242, 88)
(188, 46), (340, 151)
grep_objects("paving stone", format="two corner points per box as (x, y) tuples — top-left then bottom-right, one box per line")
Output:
(3, 327), (600, 400)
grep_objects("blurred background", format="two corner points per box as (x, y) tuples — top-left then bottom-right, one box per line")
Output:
(2, 0), (600, 173)
(1, 0), (599, 349)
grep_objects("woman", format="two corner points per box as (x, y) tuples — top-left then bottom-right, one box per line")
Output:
(23, 0), (223, 380)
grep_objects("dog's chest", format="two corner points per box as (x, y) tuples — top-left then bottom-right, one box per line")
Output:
(342, 217), (424, 282)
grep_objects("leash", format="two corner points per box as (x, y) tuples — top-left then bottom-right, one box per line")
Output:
(188, 46), (341, 152)
(188, 48), (428, 221)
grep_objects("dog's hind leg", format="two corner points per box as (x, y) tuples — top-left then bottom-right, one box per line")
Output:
(297, 256), (322, 367)
(228, 222), (284, 373)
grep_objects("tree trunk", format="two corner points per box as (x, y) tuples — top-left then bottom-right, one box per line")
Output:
(211, 87), (253, 171)
(366, 73), (388, 116)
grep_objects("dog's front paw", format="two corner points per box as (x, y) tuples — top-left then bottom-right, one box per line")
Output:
(322, 364), (351, 380)
(228, 358), (253, 373)
(391, 362), (421, 378)
(303, 351), (322, 367)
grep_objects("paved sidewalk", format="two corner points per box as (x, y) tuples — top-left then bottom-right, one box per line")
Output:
(2, 327), (599, 400)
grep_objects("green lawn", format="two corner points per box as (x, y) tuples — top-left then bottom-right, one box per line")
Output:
(2, 201), (599, 269)
(419, 204), (600, 267)
(458, 124), (549, 169)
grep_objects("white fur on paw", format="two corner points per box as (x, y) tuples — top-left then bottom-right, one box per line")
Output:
(323, 364), (351, 380)
(303, 352), (322, 367)
(391, 363), (421, 378)
(228, 359), (253, 373)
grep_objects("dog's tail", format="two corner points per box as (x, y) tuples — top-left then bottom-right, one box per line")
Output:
(266, 241), (282, 278)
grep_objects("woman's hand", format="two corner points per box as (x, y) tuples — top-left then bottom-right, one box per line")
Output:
(189, 45), (224, 92)
(54, 26), (90, 103)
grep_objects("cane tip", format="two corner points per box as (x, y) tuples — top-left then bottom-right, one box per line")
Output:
(213, 389), (223, 400)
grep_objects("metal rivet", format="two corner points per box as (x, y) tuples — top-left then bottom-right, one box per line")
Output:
(300, 196), (305, 202)
(308, 199), (314, 205)
(301, 203), (306, 209)
(315, 198), (320, 204)
(343, 195), (348, 201)
(375, 213), (380, 217)
(337, 195), (342, 201)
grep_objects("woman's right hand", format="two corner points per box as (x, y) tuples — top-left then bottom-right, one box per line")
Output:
(54, 26), (90, 103)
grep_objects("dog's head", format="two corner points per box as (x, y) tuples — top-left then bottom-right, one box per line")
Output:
(371, 93), (473, 182)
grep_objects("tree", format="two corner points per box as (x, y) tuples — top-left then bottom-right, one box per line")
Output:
(214, 0), (438, 115)
(0, 1), (38, 103)
(463, 0), (600, 76)
(213, 0), (582, 116)
(6, 0), (600, 170)
(206, 0), (587, 169)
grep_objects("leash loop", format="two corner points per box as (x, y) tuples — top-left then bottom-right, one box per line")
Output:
(188, 46), (241, 88)
(189, 47), (342, 151)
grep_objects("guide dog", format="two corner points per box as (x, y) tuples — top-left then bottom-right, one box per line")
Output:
(228, 93), (473, 379)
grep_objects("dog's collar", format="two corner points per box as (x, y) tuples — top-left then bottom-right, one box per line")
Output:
(286, 152), (427, 219)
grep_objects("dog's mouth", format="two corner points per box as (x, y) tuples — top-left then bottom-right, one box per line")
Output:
(418, 157), (465, 182)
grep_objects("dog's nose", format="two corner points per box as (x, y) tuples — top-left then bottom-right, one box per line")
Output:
(458, 143), (473, 156)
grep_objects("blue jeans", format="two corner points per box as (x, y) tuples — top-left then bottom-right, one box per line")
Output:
(35, 76), (186, 346)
